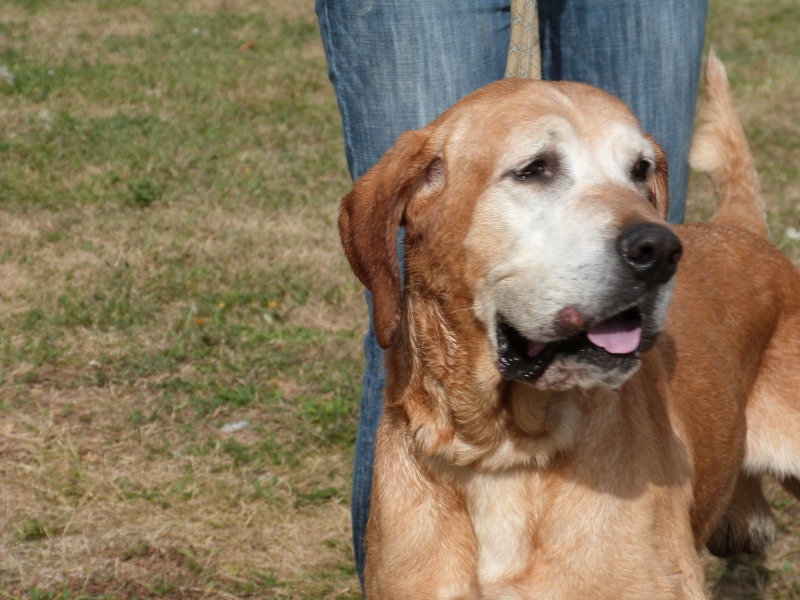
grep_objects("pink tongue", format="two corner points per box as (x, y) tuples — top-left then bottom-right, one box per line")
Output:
(587, 317), (642, 355)
(527, 341), (548, 357)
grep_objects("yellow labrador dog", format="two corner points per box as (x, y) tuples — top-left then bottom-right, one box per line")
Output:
(339, 53), (800, 598)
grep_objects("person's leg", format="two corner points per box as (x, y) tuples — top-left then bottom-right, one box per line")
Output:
(316, 0), (510, 586)
(539, 0), (708, 224)
(318, 0), (511, 181)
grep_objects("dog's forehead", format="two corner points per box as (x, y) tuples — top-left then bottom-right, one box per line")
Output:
(439, 79), (645, 162)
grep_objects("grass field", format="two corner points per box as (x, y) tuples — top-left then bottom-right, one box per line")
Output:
(1, 0), (798, 598)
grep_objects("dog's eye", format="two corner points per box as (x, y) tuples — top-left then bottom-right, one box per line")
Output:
(631, 159), (652, 183)
(513, 157), (554, 181)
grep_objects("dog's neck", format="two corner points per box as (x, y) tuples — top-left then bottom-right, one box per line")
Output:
(387, 288), (609, 472)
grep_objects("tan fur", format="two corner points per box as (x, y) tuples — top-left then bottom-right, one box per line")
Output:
(340, 58), (800, 598)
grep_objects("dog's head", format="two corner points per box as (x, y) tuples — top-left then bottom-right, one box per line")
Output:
(340, 79), (680, 392)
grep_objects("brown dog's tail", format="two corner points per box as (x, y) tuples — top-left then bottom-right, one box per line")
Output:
(689, 49), (767, 238)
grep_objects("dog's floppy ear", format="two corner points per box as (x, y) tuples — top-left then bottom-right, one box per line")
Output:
(645, 134), (670, 220)
(339, 128), (441, 349)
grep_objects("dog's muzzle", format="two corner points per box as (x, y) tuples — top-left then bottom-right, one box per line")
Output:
(495, 222), (681, 385)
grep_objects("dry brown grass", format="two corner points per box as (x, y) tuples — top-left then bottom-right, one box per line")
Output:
(1, 269), (362, 589)
(2, 373), (358, 598)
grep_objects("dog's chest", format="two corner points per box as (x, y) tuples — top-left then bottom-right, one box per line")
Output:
(463, 470), (534, 582)
(461, 468), (695, 598)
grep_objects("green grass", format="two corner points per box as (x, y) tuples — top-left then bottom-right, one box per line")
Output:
(0, 6), (341, 211)
(1, 1), (361, 598)
(0, 0), (798, 598)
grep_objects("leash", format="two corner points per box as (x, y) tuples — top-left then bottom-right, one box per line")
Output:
(505, 0), (541, 80)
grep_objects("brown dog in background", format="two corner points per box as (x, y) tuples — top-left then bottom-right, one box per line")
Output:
(339, 52), (800, 598)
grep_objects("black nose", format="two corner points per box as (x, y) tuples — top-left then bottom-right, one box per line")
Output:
(617, 223), (682, 284)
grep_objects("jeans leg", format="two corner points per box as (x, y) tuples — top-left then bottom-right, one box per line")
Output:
(539, 0), (708, 224)
(317, 0), (511, 181)
(316, 0), (511, 588)
(349, 288), (384, 584)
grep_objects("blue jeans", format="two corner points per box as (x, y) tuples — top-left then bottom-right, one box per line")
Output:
(317, 0), (708, 587)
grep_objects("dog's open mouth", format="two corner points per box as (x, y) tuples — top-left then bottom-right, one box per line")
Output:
(496, 307), (643, 381)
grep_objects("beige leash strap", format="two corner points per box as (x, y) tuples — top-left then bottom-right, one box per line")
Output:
(505, 0), (541, 80)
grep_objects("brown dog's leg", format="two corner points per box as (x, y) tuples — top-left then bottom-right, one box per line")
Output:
(706, 473), (776, 558)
